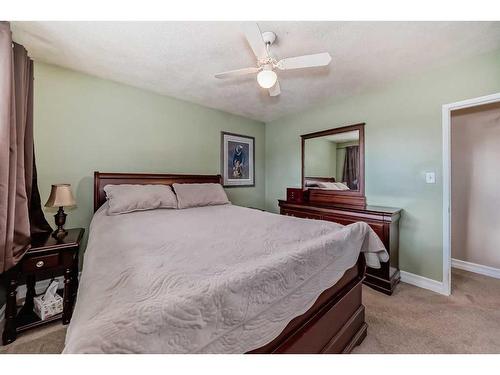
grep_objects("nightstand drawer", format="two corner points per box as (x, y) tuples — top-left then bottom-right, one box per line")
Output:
(22, 253), (60, 272)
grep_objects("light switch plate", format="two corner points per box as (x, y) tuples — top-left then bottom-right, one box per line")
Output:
(425, 172), (436, 184)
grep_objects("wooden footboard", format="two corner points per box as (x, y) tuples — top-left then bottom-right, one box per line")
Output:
(249, 254), (367, 354)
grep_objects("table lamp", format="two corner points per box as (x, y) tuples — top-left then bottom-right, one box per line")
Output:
(44, 184), (76, 239)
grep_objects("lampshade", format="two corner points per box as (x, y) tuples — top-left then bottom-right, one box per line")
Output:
(45, 184), (76, 208)
(257, 69), (277, 89)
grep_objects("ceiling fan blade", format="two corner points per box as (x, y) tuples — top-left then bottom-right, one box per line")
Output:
(268, 80), (281, 97)
(214, 67), (260, 79)
(243, 23), (269, 60)
(277, 52), (332, 70)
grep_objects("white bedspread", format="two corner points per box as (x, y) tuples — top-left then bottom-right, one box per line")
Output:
(63, 204), (387, 353)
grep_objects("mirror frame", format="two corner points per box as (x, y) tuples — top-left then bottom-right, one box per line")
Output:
(301, 123), (365, 206)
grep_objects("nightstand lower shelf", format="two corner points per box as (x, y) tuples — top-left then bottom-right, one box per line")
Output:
(15, 289), (65, 333)
(16, 312), (63, 333)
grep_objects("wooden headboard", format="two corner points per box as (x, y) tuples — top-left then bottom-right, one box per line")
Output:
(93, 171), (222, 212)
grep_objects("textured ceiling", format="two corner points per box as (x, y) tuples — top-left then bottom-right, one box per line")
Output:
(11, 21), (500, 122)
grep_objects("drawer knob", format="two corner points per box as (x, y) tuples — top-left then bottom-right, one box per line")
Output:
(36, 260), (45, 268)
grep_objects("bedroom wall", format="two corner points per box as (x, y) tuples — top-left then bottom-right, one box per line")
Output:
(265, 49), (500, 282)
(451, 102), (500, 269)
(33, 62), (266, 250)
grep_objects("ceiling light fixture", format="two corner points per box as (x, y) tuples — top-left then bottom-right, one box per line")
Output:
(256, 69), (277, 89)
(215, 23), (332, 97)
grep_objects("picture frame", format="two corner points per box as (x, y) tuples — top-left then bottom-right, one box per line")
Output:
(220, 131), (255, 187)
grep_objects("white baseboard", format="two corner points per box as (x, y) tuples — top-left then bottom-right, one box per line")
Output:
(452, 258), (500, 280)
(400, 271), (449, 296)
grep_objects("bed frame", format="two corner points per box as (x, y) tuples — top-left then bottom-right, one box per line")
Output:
(93, 171), (368, 353)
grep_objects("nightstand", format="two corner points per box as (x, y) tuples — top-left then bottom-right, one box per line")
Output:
(2, 228), (84, 345)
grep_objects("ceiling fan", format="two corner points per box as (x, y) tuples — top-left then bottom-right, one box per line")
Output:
(214, 23), (332, 97)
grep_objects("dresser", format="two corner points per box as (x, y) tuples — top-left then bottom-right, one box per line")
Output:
(279, 199), (401, 295)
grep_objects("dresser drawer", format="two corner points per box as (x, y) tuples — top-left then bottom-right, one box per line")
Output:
(366, 222), (385, 240)
(22, 253), (60, 273)
(282, 209), (323, 221)
(322, 213), (385, 241)
(323, 215), (355, 227)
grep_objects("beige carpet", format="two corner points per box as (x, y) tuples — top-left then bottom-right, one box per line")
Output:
(353, 268), (500, 353)
(0, 320), (66, 354)
(1, 269), (499, 354)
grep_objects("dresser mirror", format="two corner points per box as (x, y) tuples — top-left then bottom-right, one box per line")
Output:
(301, 123), (366, 206)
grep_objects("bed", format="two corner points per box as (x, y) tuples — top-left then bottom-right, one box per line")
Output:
(62, 172), (388, 354)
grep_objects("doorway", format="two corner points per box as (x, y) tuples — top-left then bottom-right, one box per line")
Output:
(442, 93), (500, 295)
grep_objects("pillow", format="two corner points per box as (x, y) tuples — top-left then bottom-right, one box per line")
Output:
(104, 184), (178, 215)
(317, 182), (350, 190)
(336, 182), (350, 190)
(173, 183), (230, 209)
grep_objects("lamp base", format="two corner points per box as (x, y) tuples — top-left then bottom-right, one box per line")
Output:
(52, 207), (68, 239)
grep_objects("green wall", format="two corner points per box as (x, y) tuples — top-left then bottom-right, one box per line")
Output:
(29, 49), (500, 285)
(265, 49), (500, 282)
(34, 63), (265, 250)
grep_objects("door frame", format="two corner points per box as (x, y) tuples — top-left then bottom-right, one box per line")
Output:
(442, 92), (500, 295)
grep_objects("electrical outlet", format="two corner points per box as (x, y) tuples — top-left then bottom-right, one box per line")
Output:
(425, 172), (436, 184)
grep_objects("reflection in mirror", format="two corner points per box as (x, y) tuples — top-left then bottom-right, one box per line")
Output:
(304, 130), (360, 191)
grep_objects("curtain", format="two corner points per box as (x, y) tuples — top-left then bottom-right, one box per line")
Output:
(342, 146), (359, 190)
(0, 22), (51, 274)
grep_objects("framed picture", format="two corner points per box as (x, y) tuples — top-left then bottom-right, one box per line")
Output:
(221, 131), (255, 187)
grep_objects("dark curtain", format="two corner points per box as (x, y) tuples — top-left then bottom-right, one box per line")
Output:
(342, 146), (359, 190)
(0, 22), (51, 274)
